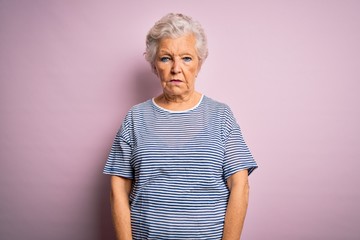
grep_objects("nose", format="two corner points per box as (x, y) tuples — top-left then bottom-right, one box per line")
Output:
(171, 58), (181, 74)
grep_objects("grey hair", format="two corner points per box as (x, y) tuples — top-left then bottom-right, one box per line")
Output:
(145, 13), (208, 72)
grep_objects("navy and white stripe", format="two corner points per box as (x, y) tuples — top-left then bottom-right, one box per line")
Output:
(104, 95), (257, 239)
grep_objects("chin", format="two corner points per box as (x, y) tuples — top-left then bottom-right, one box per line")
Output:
(164, 87), (184, 94)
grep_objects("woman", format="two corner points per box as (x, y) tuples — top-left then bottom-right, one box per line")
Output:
(104, 13), (258, 240)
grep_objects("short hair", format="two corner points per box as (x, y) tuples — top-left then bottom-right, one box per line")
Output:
(145, 13), (208, 72)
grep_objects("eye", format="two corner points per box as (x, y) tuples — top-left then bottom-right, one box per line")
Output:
(160, 56), (171, 62)
(183, 57), (192, 62)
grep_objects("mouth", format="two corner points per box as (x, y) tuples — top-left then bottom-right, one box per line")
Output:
(169, 79), (182, 83)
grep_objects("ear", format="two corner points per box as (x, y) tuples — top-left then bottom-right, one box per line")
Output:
(196, 61), (202, 76)
(153, 65), (158, 76)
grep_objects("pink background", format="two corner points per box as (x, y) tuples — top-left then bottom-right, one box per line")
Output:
(1, 0), (359, 239)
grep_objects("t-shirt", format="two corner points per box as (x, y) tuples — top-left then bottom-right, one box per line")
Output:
(103, 95), (258, 239)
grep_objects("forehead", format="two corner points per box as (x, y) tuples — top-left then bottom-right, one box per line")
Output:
(158, 34), (197, 54)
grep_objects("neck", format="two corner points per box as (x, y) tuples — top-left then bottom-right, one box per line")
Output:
(155, 91), (202, 111)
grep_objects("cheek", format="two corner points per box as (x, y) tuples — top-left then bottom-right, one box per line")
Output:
(155, 63), (167, 72)
(154, 65), (165, 76)
(157, 69), (169, 82)
(188, 65), (199, 76)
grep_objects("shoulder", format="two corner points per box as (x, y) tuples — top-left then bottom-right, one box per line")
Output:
(120, 99), (153, 127)
(122, 99), (153, 120)
(203, 96), (239, 130)
(129, 99), (153, 113)
(202, 95), (234, 116)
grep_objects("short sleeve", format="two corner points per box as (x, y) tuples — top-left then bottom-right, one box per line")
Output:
(103, 115), (134, 179)
(222, 108), (258, 179)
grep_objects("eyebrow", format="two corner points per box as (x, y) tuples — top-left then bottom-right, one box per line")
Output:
(158, 50), (195, 56)
(158, 50), (171, 54)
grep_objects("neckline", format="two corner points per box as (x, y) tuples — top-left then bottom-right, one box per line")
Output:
(151, 95), (204, 113)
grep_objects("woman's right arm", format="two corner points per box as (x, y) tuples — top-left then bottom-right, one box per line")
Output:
(110, 175), (133, 240)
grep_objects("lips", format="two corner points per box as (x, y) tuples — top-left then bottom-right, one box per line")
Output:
(170, 79), (182, 82)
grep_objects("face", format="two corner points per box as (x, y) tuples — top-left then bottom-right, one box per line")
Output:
(154, 34), (201, 98)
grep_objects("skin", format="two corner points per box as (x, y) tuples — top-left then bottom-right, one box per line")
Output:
(223, 170), (250, 240)
(153, 33), (202, 111)
(110, 33), (250, 240)
(110, 176), (132, 240)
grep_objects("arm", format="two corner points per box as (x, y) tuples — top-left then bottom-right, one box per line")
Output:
(222, 169), (250, 240)
(110, 175), (133, 240)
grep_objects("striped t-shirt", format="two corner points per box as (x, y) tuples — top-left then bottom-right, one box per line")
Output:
(103, 95), (257, 239)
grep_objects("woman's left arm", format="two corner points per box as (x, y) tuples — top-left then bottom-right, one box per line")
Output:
(222, 169), (250, 240)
